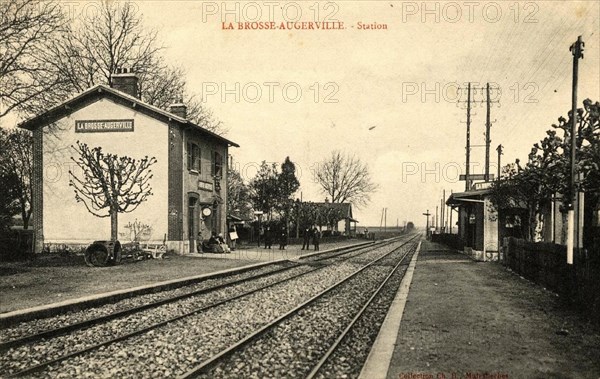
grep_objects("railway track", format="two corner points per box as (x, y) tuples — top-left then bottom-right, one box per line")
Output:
(0, 234), (419, 378)
(0, 241), (378, 346)
(181, 234), (420, 379)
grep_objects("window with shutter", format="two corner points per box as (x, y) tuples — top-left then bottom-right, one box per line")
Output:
(187, 142), (192, 170)
(213, 151), (223, 177)
(188, 143), (201, 172)
(193, 144), (201, 172)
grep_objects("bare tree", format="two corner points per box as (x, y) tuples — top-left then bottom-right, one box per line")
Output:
(313, 151), (378, 208)
(68, 141), (157, 241)
(123, 219), (152, 242)
(0, 128), (32, 228)
(27, 1), (226, 133)
(0, 0), (66, 118)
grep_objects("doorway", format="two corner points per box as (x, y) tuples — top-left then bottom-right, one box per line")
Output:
(188, 195), (198, 254)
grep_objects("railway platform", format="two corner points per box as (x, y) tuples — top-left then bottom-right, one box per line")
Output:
(365, 241), (600, 379)
(191, 238), (370, 261)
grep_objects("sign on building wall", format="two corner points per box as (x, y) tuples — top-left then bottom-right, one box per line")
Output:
(75, 119), (134, 133)
(198, 180), (213, 192)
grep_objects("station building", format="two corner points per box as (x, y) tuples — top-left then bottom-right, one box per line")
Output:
(311, 202), (358, 236)
(446, 185), (499, 261)
(19, 70), (239, 254)
(447, 182), (587, 261)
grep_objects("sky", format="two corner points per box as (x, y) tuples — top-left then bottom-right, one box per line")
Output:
(12, 0), (600, 228)
(135, 0), (599, 228)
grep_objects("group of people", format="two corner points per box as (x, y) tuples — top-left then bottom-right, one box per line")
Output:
(199, 231), (231, 254)
(259, 225), (321, 251)
(261, 226), (289, 250)
(301, 226), (321, 251)
(199, 224), (324, 253)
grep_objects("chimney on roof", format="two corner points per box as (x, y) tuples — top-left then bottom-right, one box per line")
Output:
(110, 67), (139, 98)
(169, 100), (187, 119)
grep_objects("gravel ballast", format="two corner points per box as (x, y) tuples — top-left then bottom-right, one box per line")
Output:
(1, 236), (418, 378)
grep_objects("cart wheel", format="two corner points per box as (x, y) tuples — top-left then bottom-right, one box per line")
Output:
(84, 243), (110, 267)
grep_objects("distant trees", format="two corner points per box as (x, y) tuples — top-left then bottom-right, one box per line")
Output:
(249, 161), (279, 220)
(227, 164), (253, 221)
(313, 151), (378, 208)
(68, 141), (157, 241)
(0, 169), (21, 259)
(316, 203), (346, 231)
(276, 157), (300, 221)
(0, 171), (20, 233)
(0, 128), (32, 229)
(249, 157), (300, 221)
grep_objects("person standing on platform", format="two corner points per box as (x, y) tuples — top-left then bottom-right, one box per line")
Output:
(229, 224), (238, 251)
(279, 226), (288, 250)
(301, 227), (311, 250)
(312, 226), (320, 251)
(264, 226), (272, 249)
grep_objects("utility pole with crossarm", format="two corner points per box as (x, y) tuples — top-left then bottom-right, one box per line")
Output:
(423, 209), (431, 239)
(567, 36), (584, 265)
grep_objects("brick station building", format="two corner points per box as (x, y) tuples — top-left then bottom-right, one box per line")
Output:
(19, 69), (239, 254)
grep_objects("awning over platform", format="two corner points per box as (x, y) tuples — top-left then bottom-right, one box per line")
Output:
(446, 188), (491, 207)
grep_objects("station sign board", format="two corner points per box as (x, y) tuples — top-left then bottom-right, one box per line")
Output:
(198, 180), (213, 192)
(75, 119), (134, 133)
(459, 174), (494, 181)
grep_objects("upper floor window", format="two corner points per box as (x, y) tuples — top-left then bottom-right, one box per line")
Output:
(187, 143), (200, 172)
(213, 151), (223, 177)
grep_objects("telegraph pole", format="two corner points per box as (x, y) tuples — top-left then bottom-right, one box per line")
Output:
(449, 190), (453, 234)
(465, 83), (471, 191)
(496, 144), (503, 181)
(441, 189), (445, 233)
(567, 36), (584, 265)
(449, 206), (453, 234)
(440, 198), (444, 233)
(485, 83), (491, 181)
(423, 210), (431, 238)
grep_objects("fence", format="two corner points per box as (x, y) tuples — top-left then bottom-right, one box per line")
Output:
(503, 237), (600, 325)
